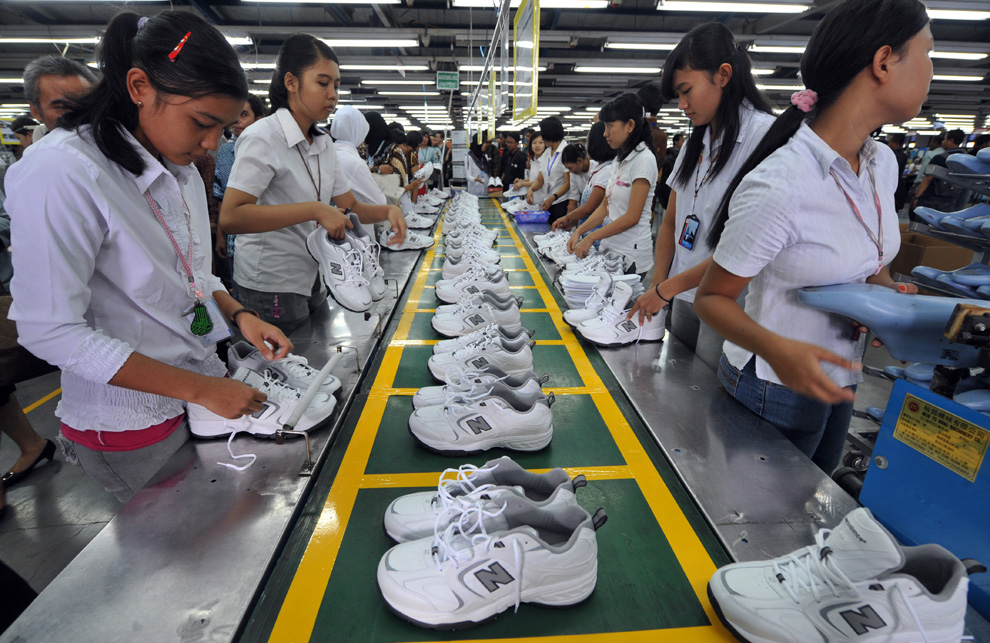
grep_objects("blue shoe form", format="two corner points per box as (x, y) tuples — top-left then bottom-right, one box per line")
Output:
(980, 147), (990, 163)
(911, 265), (945, 291)
(955, 375), (988, 396)
(954, 388), (990, 412)
(946, 153), (990, 176)
(905, 362), (935, 381)
(979, 285), (990, 301)
(910, 267), (978, 297)
(797, 283), (984, 367)
(884, 365), (907, 379)
(916, 203), (990, 229)
(939, 216), (990, 236)
(949, 263), (990, 287)
(936, 274), (980, 298)
(865, 406), (886, 422)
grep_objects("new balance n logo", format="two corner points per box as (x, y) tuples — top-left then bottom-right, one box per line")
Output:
(619, 320), (637, 332)
(330, 262), (344, 277)
(464, 416), (493, 434)
(474, 561), (515, 593)
(840, 605), (887, 635)
(471, 357), (489, 369)
(468, 314), (486, 326)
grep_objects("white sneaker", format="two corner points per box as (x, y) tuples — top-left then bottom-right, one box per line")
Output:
(187, 367), (336, 437)
(346, 213), (387, 301)
(708, 507), (970, 643)
(429, 189), (451, 200)
(563, 274), (613, 328)
(433, 324), (533, 355)
(427, 335), (534, 381)
(434, 292), (521, 316)
(408, 384), (553, 454)
(405, 213), (436, 229)
(383, 456), (585, 542)
(576, 283), (665, 347)
(380, 228), (435, 251)
(533, 230), (568, 247)
(306, 228), (373, 313)
(378, 497), (606, 628)
(414, 162), (435, 181)
(443, 242), (501, 265)
(431, 298), (522, 338)
(226, 341), (341, 396)
(441, 254), (500, 280)
(434, 265), (511, 304)
(447, 226), (497, 242)
(413, 367), (547, 409)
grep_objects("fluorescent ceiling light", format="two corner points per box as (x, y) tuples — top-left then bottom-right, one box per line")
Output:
(340, 103), (385, 109)
(517, 40), (535, 49)
(452, 0), (608, 7)
(252, 79), (272, 84)
(0, 104), (30, 108)
(243, 0), (399, 3)
(0, 78), (24, 84)
(361, 79), (435, 85)
(932, 74), (984, 81)
(242, 62), (276, 70)
(927, 9), (990, 20)
(459, 65), (546, 72)
(574, 66), (662, 74)
(936, 114), (976, 119)
(341, 64), (430, 71)
(751, 68), (775, 75)
(379, 91), (441, 96)
(658, 1), (809, 12)
(0, 37), (100, 45)
(321, 38), (418, 48)
(750, 45), (805, 54)
(916, 130), (943, 135)
(930, 51), (987, 60)
(249, 90), (268, 96)
(225, 36), (253, 47)
(604, 41), (677, 51)
(757, 83), (805, 91)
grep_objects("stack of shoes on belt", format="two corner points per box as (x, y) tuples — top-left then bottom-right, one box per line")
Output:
(378, 457), (607, 629)
(187, 341), (340, 438)
(307, 212), (390, 312)
(708, 507), (975, 643)
(574, 280), (665, 347)
(558, 253), (645, 310)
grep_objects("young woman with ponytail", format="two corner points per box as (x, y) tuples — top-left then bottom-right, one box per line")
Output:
(552, 121), (617, 231)
(628, 23), (775, 370)
(219, 34), (406, 332)
(5, 11), (292, 501)
(567, 93), (658, 277)
(694, 0), (930, 473)
(561, 143), (591, 214)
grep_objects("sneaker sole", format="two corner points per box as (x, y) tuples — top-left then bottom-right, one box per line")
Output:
(706, 583), (757, 643)
(577, 333), (664, 348)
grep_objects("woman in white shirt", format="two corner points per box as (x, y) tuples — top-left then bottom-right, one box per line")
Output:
(568, 93), (658, 277)
(220, 35), (406, 332)
(552, 121), (616, 231)
(695, 0), (929, 473)
(5, 11), (292, 501)
(513, 134), (548, 204)
(465, 139), (489, 197)
(526, 117), (571, 224)
(629, 23), (776, 370)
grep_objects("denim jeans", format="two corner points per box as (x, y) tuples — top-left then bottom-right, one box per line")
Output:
(717, 353), (855, 474)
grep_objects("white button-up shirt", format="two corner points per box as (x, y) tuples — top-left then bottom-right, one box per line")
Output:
(228, 108), (352, 296)
(5, 126), (227, 432)
(538, 143), (570, 206)
(668, 101), (775, 302)
(600, 142), (658, 272)
(713, 122), (901, 388)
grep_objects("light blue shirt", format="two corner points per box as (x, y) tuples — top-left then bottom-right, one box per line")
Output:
(420, 145), (441, 166)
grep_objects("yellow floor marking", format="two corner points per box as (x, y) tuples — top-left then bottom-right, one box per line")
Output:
(269, 199), (733, 643)
(387, 339), (567, 347)
(360, 465), (634, 489)
(22, 388), (61, 414)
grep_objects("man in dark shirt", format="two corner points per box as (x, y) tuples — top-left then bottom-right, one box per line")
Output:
(500, 132), (527, 187)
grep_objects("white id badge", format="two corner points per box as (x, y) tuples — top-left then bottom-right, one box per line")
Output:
(182, 299), (232, 346)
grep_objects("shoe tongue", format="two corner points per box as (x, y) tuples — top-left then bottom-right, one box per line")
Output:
(824, 508), (904, 582)
(232, 366), (266, 389)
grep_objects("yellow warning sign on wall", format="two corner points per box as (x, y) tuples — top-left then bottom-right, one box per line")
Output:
(895, 394), (989, 482)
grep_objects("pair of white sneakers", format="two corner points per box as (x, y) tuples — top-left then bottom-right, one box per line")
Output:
(378, 457), (606, 629)
(186, 341), (340, 438)
(380, 228), (435, 251)
(427, 333), (535, 381)
(434, 263), (512, 304)
(709, 507), (973, 643)
(573, 280), (665, 347)
(405, 212), (436, 230)
(433, 323), (533, 355)
(307, 213), (386, 312)
(431, 292), (523, 338)
(444, 241), (501, 265)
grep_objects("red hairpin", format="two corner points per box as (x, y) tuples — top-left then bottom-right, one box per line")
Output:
(168, 31), (191, 62)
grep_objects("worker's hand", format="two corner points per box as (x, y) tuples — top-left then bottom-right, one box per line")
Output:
(857, 281), (918, 346)
(526, 189), (535, 205)
(386, 206), (407, 246)
(541, 195), (555, 211)
(628, 287), (668, 324)
(573, 236), (594, 259)
(193, 377), (267, 420)
(765, 338), (859, 405)
(316, 203), (353, 240)
(215, 234), (228, 259)
(237, 314), (293, 361)
(552, 216), (575, 231)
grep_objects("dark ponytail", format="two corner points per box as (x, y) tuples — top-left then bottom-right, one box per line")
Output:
(586, 121), (616, 164)
(269, 34), (338, 117)
(706, 0), (929, 248)
(59, 11), (247, 176)
(561, 143), (587, 165)
(660, 22), (774, 188)
(599, 93), (652, 163)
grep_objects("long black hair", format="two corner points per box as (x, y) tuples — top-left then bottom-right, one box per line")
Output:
(59, 11), (247, 176)
(269, 34), (338, 124)
(706, 0), (929, 249)
(660, 22), (774, 187)
(364, 111), (391, 164)
(561, 143), (587, 165)
(586, 121), (617, 164)
(245, 94), (267, 120)
(599, 93), (653, 163)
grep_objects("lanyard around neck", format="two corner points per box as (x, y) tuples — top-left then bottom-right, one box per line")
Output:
(829, 164), (884, 275)
(297, 147), (322, 202)
(692, 143), (720, 202)
(144, 190), (203, 301)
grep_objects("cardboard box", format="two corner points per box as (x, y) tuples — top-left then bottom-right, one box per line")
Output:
(888, 223), (975, 279)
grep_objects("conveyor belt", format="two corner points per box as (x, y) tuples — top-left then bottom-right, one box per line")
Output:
(240, 199), (736, 642)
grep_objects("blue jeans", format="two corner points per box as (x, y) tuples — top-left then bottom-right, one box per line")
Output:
(717, 353), (855, 474)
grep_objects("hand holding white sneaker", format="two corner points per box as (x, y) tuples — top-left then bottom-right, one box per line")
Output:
(306, 227), (373, 312)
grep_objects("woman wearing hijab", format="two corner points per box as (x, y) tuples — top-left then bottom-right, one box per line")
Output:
(465, 139), (489, 197)
(330, 106), (397, 238)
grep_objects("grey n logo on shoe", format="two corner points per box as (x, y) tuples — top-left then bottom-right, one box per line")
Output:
(619, 320), (637, 332)
(330, 263), (344, 276)
(474, 561), (515, 592)
(471, 357), (489, 369)
(838, 605), (887, 635)
(464, 415), (493, 434)
(468, 314), (486, 326)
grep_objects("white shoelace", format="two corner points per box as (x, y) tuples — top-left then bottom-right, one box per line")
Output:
(342, 246), (369, 286)
(217, 430), (257, 471)
(583, 278), (613, 311)
(449, 335), (499, 361)
(363, 241), (384, 279)
(444, 384), (496, 415)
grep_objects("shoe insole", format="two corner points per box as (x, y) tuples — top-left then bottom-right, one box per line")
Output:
(949, 263), (990, 287)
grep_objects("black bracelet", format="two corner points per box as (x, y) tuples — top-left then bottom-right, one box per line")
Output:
(230, 307), (260, 328)
(655, 284), (671, 303)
